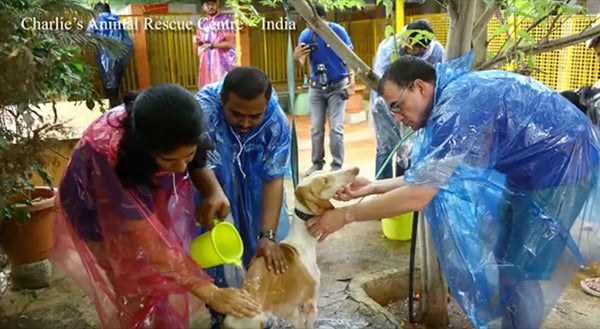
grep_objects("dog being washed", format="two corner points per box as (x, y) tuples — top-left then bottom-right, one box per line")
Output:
(223, 167), (360, 329)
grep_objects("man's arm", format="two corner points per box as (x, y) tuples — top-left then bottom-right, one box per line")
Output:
(371, 175), (408, 194)
(190, 167), (230, 225)
(260, 177), (284, 234)
(294, 29), (311, 67)
(191, 167), (223, 198)
(210, 34), (235, 50)
(346, 184), (438, 223)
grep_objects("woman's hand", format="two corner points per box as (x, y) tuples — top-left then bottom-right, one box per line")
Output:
(196, 284), (260, 318)
(255, 238), (287, 274)
(333, 176), (374, 201)
(195, 190), (230, 229)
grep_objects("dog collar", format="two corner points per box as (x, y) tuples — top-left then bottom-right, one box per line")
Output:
(294, 208), (314, 221)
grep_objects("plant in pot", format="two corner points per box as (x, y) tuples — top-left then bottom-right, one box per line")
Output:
(0, 0), (123, 290)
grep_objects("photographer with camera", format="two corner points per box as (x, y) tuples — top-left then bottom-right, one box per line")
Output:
(293, 2), (355, 175)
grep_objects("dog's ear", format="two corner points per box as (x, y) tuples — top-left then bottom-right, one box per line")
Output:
(295, 184), (334, 214)
(315, 199), (334, 215)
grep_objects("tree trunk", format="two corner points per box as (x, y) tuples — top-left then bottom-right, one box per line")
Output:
(472, 0), (491, 68)
(445, 0), (477, 61)
(417, 212), (449, 328)
(287, 0), (380, 90)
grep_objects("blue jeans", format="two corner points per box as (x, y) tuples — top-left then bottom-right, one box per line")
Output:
(308, 78), (348, 169)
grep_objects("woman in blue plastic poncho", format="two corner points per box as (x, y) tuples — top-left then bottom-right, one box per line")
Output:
(307, 52), (600, 329)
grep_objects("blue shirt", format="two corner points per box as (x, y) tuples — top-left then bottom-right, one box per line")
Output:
(298, 22), (354, 82)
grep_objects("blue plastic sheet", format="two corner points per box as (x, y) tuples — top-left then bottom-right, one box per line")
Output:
(87, 12), (133, 89)
(405, 52), (600, 328)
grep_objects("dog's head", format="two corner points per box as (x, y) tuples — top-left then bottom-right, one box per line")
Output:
(294, 167), (360, 214)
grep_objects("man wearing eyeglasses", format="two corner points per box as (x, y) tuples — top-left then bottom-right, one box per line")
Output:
(307, 52), (600, 329)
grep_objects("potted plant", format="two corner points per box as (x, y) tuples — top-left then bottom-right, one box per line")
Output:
(0, 0), (122, 290)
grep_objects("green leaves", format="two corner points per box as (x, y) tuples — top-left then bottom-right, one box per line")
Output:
(1, 0), (103, 222)
(384, 24), (395, 39)
(483, 0), (588, 72)
(493, 24), (511, 36)
(516, 30), (535, 44)
(376, 0), (394, 18)
(223, 0), (368, 27)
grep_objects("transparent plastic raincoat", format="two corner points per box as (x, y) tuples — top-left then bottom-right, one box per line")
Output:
(370, 36), (444, 178)
(405, 52), (600, 328)
(87, 12), (133, 89)
(194, 80), (291, 269)
(51, 107), (212, 329)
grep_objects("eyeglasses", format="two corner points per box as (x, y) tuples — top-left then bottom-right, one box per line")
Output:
(389, 82), (413, 114)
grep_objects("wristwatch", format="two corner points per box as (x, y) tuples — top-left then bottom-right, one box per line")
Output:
(258, 229), (276, 242)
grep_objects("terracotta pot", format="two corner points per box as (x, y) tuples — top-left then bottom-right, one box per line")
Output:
(0, 186), (56, 266)
(345, 84), (366, 114)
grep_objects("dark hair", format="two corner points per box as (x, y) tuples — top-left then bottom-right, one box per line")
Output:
(220, 66), (273, 104)
(588, 36), (600, 49)
(114, 83), (211, 188)
(313, 2), (326, 18)
(406, 19), (435, 47)
(560, 89), (589, 114)
(378, 56), (436, 95)
(201, 0), (217, 4)
(93, 2), (110, 13)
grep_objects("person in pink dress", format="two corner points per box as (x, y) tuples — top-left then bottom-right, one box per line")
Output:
(194, 0), (237, 89)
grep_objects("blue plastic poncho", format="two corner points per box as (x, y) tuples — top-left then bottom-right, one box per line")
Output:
(405, 51), (600, 329)
(87, 12), (133, 89)
(194, 80), (291, 269)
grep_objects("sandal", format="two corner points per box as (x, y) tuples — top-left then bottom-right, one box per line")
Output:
(580, 277), (600, 297)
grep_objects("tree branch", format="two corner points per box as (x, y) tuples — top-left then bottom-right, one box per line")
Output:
(477, 23), (600, 70)
(287, 0), (379, 90)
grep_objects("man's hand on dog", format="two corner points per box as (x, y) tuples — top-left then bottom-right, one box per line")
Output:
(195, 190), (230, 229)
(256, 238), (288, 274)
(333, 176), (373, 201)
(307, 208), (349, 242)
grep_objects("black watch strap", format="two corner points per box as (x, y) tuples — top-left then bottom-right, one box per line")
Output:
(258, 230), (276, 242)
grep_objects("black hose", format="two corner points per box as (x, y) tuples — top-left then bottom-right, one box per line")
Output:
(408, 211), (419, 323)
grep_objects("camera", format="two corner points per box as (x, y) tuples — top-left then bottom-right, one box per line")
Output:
(315, 64), (328, 87)
(307, 43), (318, 52)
